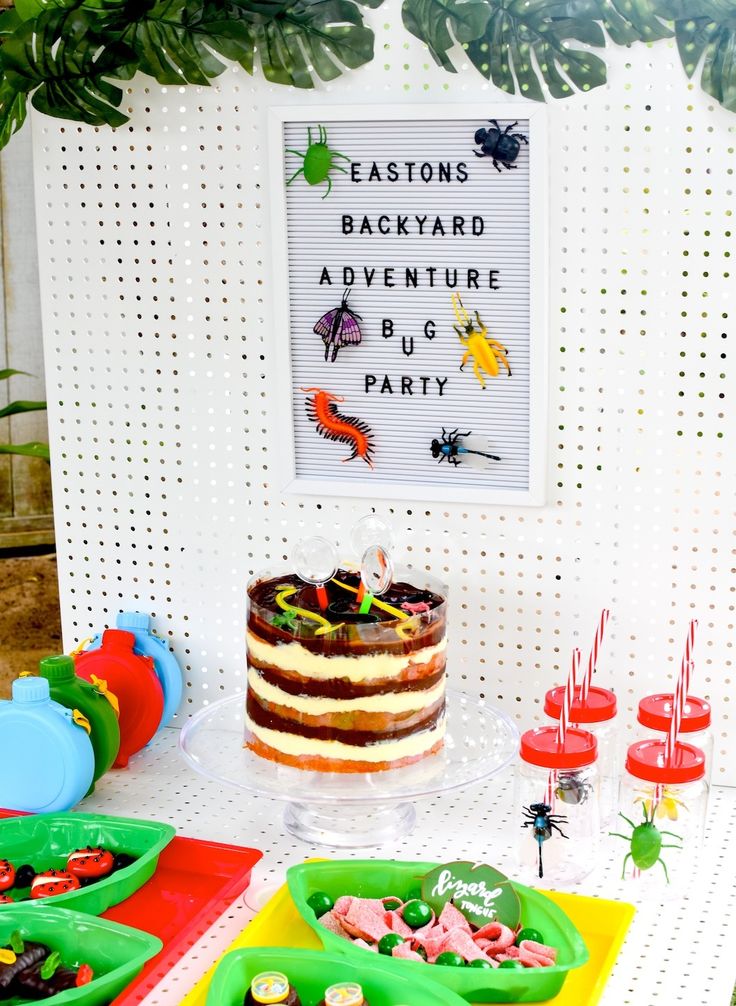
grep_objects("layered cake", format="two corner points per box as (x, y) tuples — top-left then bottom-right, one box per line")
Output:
(245, 569), (447, 772)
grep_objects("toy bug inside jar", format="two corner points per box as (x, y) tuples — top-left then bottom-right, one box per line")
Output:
(516, 727), (600, 885)
(611, 738), (707, 898)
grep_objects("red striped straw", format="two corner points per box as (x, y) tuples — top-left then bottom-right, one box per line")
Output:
(580, 609), (610, 703)
(664, 619), (698, 765)
(557, 647), (581, 745)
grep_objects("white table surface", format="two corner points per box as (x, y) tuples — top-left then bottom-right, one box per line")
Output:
(79, 726), (736, 1006)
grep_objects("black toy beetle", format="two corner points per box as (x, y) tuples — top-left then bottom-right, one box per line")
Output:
(473, 119), (529, 171)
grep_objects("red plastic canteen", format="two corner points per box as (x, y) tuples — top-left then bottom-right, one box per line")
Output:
(75, 630), (164, 768)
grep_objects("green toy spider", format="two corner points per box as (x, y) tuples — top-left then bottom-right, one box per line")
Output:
(286, 125), (350, 198)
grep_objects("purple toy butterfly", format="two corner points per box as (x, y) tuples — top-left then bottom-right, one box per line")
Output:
(314, 289), (363, 362)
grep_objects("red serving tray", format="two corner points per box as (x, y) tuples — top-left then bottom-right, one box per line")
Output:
(0, 809), (262, 1006)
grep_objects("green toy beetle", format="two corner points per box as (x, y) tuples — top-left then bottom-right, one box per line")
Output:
(610, 804), (682, 881)
(286, 125), (349, 198)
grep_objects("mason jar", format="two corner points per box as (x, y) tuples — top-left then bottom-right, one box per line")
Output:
(516, 727), (600, 887)
(545, 685), (618, 829)
(612, 739), (707, 897)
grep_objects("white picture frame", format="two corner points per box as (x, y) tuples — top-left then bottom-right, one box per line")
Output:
(268, 103), (549, 507)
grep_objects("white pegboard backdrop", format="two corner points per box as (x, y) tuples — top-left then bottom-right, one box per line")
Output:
(31, 13), (735, 782)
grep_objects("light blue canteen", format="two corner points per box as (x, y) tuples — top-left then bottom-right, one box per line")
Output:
(0, 677), (95, 813)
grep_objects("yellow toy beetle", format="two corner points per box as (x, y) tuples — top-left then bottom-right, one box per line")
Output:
(451, 293), (511, 389)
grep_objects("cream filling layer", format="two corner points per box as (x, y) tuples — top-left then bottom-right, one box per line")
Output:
(245, 712), (446, 762)
(248, 666), (445, 715)
(246, 632), (447, 683)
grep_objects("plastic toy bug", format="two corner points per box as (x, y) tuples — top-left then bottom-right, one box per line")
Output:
(555, 772), (592, 806)
(473, 119), (528, 171)
(609, 804), (682, 882)
(521, 803), (569, 879)
(314, 289), (363, 362)
(430, 428), (501, 467)
(302, 387), (374, 468)
(286, 125), (350, 198)
(451, 293), (511, 389)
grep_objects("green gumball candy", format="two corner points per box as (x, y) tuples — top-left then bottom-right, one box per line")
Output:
(515, 927), (544, 947)
(405, 887), (422, 902)
(402, 899), (433, 928)
(378, 933), (405, 956)
(499, 960), (525, 970)
(414, 945), (428, 961)
(383, 897), (402, 911)
(467, 958), (493, 969)
(435, 952), (465, 967)
(307, 891), (334, 918)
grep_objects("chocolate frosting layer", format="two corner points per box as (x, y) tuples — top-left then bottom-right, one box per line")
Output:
(246, 692), (445, 746)
(248, 571), (446, 656)
(248, 661), (446, 699)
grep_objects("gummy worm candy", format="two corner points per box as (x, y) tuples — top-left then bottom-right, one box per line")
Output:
(275, 586), (344, 637)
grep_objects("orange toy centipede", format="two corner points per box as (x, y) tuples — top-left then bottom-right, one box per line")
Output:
(301, 387), (374, 468)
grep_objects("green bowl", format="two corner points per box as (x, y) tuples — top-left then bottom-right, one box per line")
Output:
(0, 812), (175, 915)
(0, 903), (162, 1005)
(207, 946), (469, 1006)
(287, 860), (589, 1004)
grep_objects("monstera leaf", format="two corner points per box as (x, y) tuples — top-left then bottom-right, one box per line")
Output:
(466, 0), (608, 100)
(402, 0), (491, 71)
(0, 81), (28, 149)
(564, 0), (672, 44)
(1, 7), (136, 125)
(669, 0), (736, 111)
(234, 0), (376, 87)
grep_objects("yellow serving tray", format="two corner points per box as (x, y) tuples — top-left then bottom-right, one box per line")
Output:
(181, 881), (634, 1006)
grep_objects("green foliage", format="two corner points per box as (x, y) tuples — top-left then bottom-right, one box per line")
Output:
(0, 0), (733, 153)
(669, 0), (736, 112)
(402, 0), (490, 72)
(0, 371), (49, 463)
(466, 0), (608, 101)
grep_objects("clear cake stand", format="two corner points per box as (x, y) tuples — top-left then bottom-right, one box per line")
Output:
(179, 688), (519, 848)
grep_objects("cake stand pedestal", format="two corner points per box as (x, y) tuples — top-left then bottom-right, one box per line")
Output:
(179, 689), (519, 848)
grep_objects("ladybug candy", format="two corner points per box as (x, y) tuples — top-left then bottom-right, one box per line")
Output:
(30, 871), (80, 900)
(0, 861), (14, 893)
(66, 847), (114, 881)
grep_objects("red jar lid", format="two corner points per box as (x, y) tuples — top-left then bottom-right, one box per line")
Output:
(626, 739), (705, 784)
(520, 726), (598, 769)
(544, 685), (617, 724)
(637, 693), (711, 733)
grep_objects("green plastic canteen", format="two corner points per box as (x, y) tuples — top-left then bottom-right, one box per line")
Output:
(287, 860), (589, 1004)
(0, 903), (162, 1006)
(206, 946), (469, 1006)
(39, 655), (121, 794)
(0, 812), (175, 914)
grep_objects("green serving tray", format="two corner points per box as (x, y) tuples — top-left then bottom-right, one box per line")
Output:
(287, 860), (589, 1004)
(0, 812), (175, 915)
(0, 903), (162, 1005)
(207, 946), (470, 1006)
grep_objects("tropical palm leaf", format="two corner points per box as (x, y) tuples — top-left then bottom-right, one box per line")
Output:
(669, 0), (736, 111)
(1, 8), (136, 126)
(402, 0), (491, 72)
(467, 0), (608, 100)
(0, 369), (31, 381)
(565, 0), (672, 44)
(232, 0), (376, 88)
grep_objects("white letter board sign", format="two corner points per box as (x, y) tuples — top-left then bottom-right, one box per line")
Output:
(269, 104), (548, 506)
